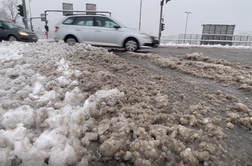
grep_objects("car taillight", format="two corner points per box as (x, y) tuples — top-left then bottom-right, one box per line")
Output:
(55, 26), (59, 32)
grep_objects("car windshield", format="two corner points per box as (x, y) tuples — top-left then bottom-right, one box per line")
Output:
(111, 18), (127, 28)
(4, 22), (22, 29)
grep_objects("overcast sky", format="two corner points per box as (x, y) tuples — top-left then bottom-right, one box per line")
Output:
(2, 0), (252, 36)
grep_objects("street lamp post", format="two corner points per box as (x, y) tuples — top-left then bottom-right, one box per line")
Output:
(139, 0), (142, 31)
(184, 11), (191, 35)
(158, 0), (164, 40)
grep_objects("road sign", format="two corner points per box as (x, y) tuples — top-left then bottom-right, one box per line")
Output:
(62, 3), (73, 16)
(86, 3), (96, 15)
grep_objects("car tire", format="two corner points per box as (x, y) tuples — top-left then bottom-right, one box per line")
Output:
(124, 38), (138, 52)
(65, 36), (78, 46)
(8, 35), (18, 42)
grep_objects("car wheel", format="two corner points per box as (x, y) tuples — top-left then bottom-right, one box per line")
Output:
(124, 38), (138, 52)
(8, 35), (17, 42)
(65, 36), (77, 46)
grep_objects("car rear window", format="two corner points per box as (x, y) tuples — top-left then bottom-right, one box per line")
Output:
(63, 17), (75, 25)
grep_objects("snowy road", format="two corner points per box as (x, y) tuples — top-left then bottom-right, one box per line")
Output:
(0, 41), (252, 166)
(112, 46), (252, 165)
(150, 46), (252, 66)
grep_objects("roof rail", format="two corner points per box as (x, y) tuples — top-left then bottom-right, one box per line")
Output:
(64, 13), (108, 17)
(44, 10), (112, 17)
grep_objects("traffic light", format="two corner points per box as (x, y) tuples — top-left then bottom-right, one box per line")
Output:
(44, 25), (49, 32)
(17, 5), (24, 17)
(161, 0), (170, 5)
(161, 23), (165, 31)
(166, 0), (170, 4)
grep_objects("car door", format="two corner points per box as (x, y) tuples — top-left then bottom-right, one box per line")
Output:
(0, 21), (6, 41)
(71, 16), (96, 43)
(93, 16), (123, 46)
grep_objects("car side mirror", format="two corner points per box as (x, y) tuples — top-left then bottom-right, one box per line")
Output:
(114, 25), (120, 29)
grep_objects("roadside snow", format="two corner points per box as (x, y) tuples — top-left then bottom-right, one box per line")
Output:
(0, 41), (26, 61)
(0, 41), (252, 166)
(161, 42), (252, 49)
(0, 41), (126, 165)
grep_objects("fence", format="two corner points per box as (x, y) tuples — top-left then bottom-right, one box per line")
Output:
(161, 34), (252, 46)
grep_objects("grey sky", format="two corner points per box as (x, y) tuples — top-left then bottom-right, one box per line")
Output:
(2, 0), (252, 36)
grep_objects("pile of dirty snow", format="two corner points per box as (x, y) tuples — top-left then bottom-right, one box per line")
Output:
(127, 52), (252, 92)
(0, 41), (26, 61)
(0, 41), (252, 166)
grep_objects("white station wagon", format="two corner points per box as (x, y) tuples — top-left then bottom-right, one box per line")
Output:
(54, 14), (158, 51)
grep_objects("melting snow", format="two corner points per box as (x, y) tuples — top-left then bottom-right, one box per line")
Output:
(0, 41), (251, 166)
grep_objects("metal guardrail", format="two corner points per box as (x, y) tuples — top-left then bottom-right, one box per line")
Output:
(161, 34), (252, 46)
(161, 39), (252, 46)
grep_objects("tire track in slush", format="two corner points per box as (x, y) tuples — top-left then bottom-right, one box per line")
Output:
(115, 51), (252, 165)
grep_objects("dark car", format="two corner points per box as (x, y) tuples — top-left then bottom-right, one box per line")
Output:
(0, 20), (38, 42)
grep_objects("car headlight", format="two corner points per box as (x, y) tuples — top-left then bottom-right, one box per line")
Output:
(19, 32), (29, 36)
(141, 33), (149, 38)
(154, 37), (159, 41)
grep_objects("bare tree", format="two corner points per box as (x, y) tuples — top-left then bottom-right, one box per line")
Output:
(0, 8), (11, 20)
(2, 0), (18, 20)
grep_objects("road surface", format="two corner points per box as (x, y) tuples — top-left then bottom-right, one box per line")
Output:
(109, 46), (252, 165)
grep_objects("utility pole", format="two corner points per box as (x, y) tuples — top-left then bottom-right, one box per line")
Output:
(139, 0), (142, 31)
(158, 0), (163, 40)
(158, 0), (170, 40)
(28, 0), (33, 31)
(22, 0), (28, 29)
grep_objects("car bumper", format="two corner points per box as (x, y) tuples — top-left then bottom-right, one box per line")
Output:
(144, 43), (154, 47)
(19, 36), (38, 42)
(151, 36), (160, 47)
(143, 36), (160, 48)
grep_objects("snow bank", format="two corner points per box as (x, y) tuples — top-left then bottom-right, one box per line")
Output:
(0, 41), (251, 165)
(0, 41), (125, 165)
(0, 41), (26, 61)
